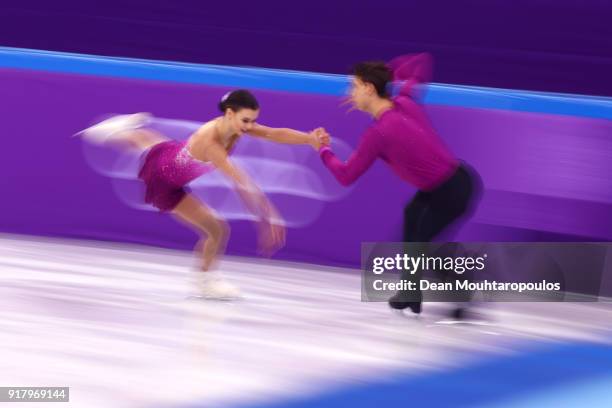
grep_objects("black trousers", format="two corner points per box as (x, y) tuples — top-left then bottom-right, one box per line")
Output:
(397, 163), (481, 303)
(404, 163), (478, 242)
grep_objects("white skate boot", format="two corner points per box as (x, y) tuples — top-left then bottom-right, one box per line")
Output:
(195, 272), (242, 300)
(75, 112), (151, 144)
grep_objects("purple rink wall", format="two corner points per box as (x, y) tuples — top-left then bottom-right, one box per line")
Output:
(1, 50), (612, 270)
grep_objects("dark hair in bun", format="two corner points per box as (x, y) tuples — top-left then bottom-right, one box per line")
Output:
(218, 89), (260, 112)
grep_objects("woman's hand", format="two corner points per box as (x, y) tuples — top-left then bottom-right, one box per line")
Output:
(257, 206), (286, 256)
(308, 127), (331, 150)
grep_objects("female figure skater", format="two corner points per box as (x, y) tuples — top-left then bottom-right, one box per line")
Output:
(317, 54), (481, 316)
(80, 90), (323, 299)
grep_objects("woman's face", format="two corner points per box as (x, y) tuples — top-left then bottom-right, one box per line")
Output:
(227, 108), (259, 134)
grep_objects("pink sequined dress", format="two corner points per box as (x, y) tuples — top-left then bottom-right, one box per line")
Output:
(138, 140), (212, 211)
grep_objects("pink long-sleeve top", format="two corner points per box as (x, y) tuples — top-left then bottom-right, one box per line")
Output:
(320, 53), (459, 191)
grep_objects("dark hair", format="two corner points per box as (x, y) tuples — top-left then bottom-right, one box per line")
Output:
(352, 61), (392, 98)
(218, 89), (259, 112)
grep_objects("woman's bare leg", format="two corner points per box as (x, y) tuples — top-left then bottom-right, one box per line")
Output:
(171, 193), (229, 271)
(171, 194), (240, 299)
(121, 129), (168, 150)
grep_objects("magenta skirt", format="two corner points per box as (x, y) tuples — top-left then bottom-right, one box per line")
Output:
(138, 140), (211, 212)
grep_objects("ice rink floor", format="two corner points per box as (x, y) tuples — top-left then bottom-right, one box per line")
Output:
(1, 234), (612, 407)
